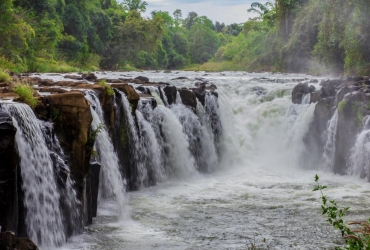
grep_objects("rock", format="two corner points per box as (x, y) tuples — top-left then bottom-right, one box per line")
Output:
(163, 70), (171, 73)
(40, 79), (54, 86)
(251, 86), (267, 96)
(1, 231), (15, 249)
(134, 76), (149, 83)
(88, 161), (101, 219)
(111, 84), (140, 109)
(46, 92), (93, 201)
(136, 86), (151, 95)
(309, 85), (316, 93)
(139, 94), (158, 110)
(209, 83), (217, 89)
(15, 238), (38, 250)
(0, 114), (18, 233)
(292, 83), (309, 104)
(64, 74), (83, 80)
(178, 89), (197, 110)
(172, 77), (189, 80)
(160, 86), (177, 105)
(82, 73), (97, 82)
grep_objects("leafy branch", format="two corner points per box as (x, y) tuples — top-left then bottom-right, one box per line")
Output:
(313, 175), (370, 249)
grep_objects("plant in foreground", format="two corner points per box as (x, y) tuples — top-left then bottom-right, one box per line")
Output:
(314, 175), (370, 249)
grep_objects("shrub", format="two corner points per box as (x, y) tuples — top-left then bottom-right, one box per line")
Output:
(13, 84), (38, 107)
(98, 80), (114, 96)
(0, 70), (11, 82)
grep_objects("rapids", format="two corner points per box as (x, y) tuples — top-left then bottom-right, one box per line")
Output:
(37, 72), (370, 249)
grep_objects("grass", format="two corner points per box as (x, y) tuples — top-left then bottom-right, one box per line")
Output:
(184, 61), (248, 72)
(13, 83), (38, 108)
(27, 58), (80, 73)
(99, 79), (114, 96)
(0, 69), (11, 82)
(121, 63), (137, 71)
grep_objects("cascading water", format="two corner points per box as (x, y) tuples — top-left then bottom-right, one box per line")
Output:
(84, 91), (128, 219)
(42, 121), (82, 235)
(170, 102), (218, 172)
(2, 104), (65, 247)
(136, 101), (165, 184)
(153, 105), (197, 178)
(348, 115), (370, 178)
(115, 90), (148, 188)
(323, 109), (339, 170)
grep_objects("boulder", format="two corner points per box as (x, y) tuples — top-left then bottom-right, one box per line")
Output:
(292, 83), (309, 104)
(163, 70), (171, 73)
(82, 73), (97, 82)
(160, 86), (177, 105)
(111, 84), (140, 110)
(1, 231), (15, 249)
(178, 89), (197, 110)
(134, 76), (149, 83)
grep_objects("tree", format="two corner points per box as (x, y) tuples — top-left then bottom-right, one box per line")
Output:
(184, 11), (198, 30)
(173, 9), (182, 28)
(122, 0), (147, 13)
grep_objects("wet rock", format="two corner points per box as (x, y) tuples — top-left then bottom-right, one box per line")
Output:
(134, 76), (149, 83)
(251, 86), (268, 96)
(82, 73), (97, 82)
(139, 94), (157, 110)
(45, 92), (93, 202)
(40, 79), (54, 86)
(0, 113), (18, 233)
(163, 70), (171, 73)
(88, 161), (101, 219)
(15, 238), (39, 250)
(64, 74), (83, 80)
(160, 86), (177, 105)
(136, 86), (151, 95)
(292, 83), (309, 104)
(1, 231), (15, 249)
(178, 89), (197, 110)
(111, 84), (140, 110)
(172, 77), (189, 80)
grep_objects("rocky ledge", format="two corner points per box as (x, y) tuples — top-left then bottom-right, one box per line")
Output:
(292, 76), (370, 175)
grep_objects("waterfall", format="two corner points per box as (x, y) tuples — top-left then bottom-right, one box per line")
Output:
(84, 91), (128, 220)
(115, 90), (148, 188)
(323, 109), (339, 170)
(171, 103), (218, 172)
(176, 91), (182, 104)
(159, 87), (169, 106)
(205, 94), (223, 142)
(41, 121), (82, 235)
(153, 106), (197, 178)
(348, 116), (370, 178)
(2, 104), (65, 247)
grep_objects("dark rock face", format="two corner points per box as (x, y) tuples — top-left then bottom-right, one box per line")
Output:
(160, 86), (177, 105)
(292, 83), (309, 104)
(178, 89), (197, 110)
(296, 77), (370, 174)
(0, 112), (19, 233)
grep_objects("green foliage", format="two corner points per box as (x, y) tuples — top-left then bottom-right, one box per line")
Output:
(0, 70), (11, 82)
(99, 79), (114, 96)
(338, 100), (347, 112)
(13, 84), (38, 108)
(314, 175), (370, 249)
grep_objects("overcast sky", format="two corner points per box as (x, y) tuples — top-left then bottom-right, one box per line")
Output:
(143, 0), (267, 24)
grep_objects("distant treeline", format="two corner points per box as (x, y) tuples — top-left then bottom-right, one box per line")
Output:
(0, 0), (243, 72)
(210, 0), (370, 75)
(1, 0), (369, 74)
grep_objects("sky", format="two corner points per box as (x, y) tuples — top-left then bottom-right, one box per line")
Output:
(143, 0), (267, 25)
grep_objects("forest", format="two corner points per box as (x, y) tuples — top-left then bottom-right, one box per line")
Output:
(1, 0), (370, 75)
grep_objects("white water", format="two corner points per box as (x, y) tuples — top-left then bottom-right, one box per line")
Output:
(348, 116), (370, 178)
(323, 109), (339, 171)
(2, 104), (65, 247)
(40, 71), (370, 249)
(136, 101), (165, 183)
(84, 91), (128, 220)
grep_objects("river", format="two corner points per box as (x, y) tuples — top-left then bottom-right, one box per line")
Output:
(45, 71), (370, 250)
